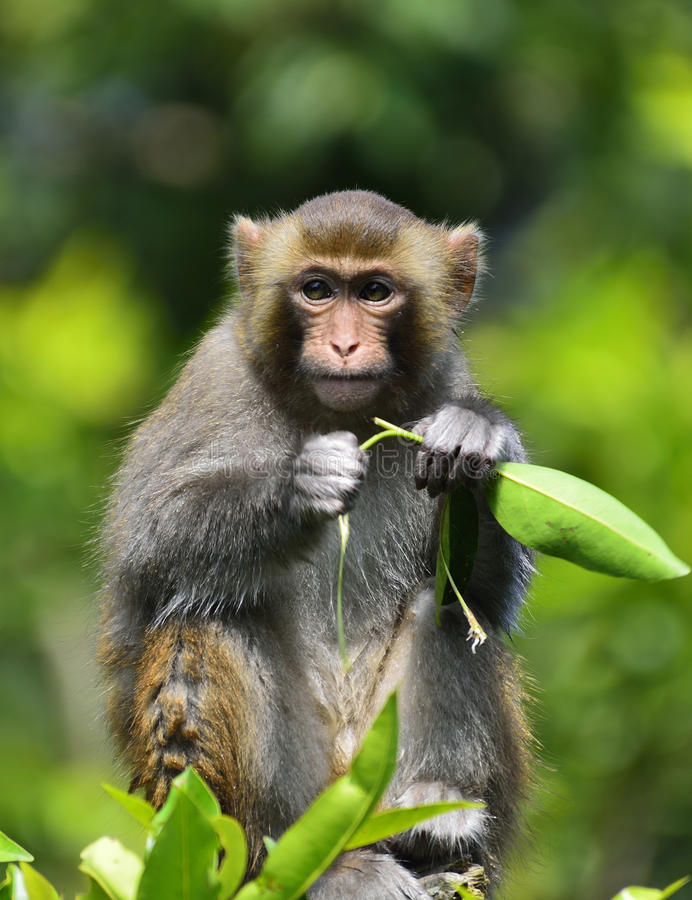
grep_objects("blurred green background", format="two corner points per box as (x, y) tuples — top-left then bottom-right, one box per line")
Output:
(1, 0), (691, 896)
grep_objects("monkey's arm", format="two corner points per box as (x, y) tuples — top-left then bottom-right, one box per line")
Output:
(414, 396), (534, 631)
(105, 424), (366, 619)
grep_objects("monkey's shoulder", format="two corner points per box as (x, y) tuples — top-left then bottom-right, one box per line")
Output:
(123, 320), (293, 470)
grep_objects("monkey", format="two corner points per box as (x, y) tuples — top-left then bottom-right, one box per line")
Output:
(98, 190), (534, 899)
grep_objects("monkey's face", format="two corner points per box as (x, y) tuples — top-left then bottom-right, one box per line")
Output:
(231, 191), (482, 413)
(289, 262), (405, 412)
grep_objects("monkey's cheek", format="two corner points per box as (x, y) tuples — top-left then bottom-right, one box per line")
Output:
(311, 378), (383, 412)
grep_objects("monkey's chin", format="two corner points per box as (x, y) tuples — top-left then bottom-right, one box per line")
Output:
(312, 377), (383, 412)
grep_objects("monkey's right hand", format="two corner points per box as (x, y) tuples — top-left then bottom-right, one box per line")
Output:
(292, 432), (368, 518)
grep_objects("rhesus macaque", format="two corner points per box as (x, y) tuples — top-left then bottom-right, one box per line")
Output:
(99, 191), (534, 899)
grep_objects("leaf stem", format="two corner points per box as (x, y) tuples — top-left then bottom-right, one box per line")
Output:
(359, 429), (401, 452)
(371, 418), (424, 445)
(335, 420), (425, 667)
(438, 540), (487, 651)
(336, 417), (484, 667)
(336, 513), (351, 670)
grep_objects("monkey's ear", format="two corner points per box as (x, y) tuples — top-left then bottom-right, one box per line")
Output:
(447, 223), (483, 312)
(231, 215), (264, 292)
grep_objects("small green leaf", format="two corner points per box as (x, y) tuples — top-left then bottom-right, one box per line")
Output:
(79, 837), (143, 900)
(9, 862), (60, 900)
(610, 876), (690, 900)
(138, 788), (219, 900)
(102, 784), (155, 828)
(659, 878), (691, 899)
(76, 878), (112, 900)
(237, 695), (399, 900)
(454, 887), (480, 899)
(440, 488), (478, 606)
(263, 837), (277, 855)
(213, 815), (248, 900)
(434, 492), (487, 649)
(0, 831), (33, 863)
(152, 767), (221, 834)
(435, 497), (451, 619)
(487, 463), (690, 581)
(345, 799), (483, 850)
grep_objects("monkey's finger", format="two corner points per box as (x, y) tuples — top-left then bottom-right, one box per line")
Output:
(415, 449), (432, 490)
(450, 451), (492, 484)
(483, 424), (510, 466)
(426, 451), (454, 498)
(455, 415), (491, 460)
(412, 415), (433, 441)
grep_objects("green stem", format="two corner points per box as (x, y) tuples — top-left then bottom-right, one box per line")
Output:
(335, 420), (424, 667)
(336, 513), (351, 670)
(371, 417), (424, 445)
(335, 417), (485, 665)
(359, 429), (401, 452)
(438, 539), (487, 651)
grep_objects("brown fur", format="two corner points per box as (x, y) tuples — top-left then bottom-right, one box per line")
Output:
(102, 621), (269, 868)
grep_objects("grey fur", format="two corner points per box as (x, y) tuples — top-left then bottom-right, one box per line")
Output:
(99, 191), (534, 897)
(309, 850), (428, 899)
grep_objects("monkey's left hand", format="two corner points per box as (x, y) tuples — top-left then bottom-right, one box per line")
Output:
(414, 400), (520, 498)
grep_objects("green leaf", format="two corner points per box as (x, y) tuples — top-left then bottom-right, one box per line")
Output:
(152, 767), (221, 835)
(487, 462), (690, 581)
(102, 784), (156, 829)
(79, 837), (143, 900)
(137, 788), (220, 900)
(436, 488), (478, 608)
(434, 492), (487, 648)
(0, 872), (11, 900)
(434, 498), (449, 622)
(0, 831), (33, 863)
(345, 799), (483, 850)
(454, 887), (480, 900)
(237, 694), (399, 900)
(213, 815), (248, 900)
(76, 878), (113, 900)
(610, 876), (690, 900)
(9, 862), (60, 900)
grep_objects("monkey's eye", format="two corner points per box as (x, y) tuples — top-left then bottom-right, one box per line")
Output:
(302, 279), (333, 302)
(359, 281), (392, 303)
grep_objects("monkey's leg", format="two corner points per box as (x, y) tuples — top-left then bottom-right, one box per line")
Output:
(309, 849), (429, 900)
(383, 587), (530, 892)
(106, 617), (330, 872)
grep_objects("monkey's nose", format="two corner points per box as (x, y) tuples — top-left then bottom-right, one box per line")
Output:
(330, 340), (360, 359)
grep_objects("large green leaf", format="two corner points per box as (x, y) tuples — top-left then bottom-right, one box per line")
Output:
(487, 462), (690, 580)
(345, 799), (483, 850)
(79, 838), (143, 900)
(610, 876), (690, 899)
(0, 832), (33, 863)
(102, 784), (156, 829)
(137, 787), (220, 900)
(8, 862), (60, 900)
(237, 694), (399, 900)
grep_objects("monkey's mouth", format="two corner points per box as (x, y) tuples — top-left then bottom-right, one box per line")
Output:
(311, 374), (384, 412)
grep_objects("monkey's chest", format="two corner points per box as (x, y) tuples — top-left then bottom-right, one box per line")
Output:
(313, 474), (432, 622)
